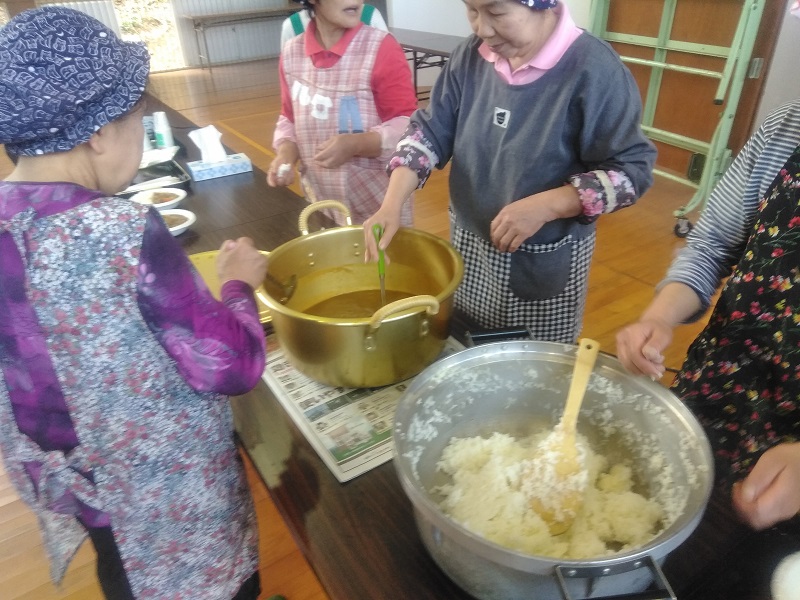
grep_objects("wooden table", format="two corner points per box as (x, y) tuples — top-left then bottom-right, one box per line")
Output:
(183, 5), (300, 72)
(152, 95), (800, 600)
(389, 27), (466, 100)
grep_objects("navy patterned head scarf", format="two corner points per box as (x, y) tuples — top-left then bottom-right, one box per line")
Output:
(521, 0), (559, 8)
(0, 6), (150, 156)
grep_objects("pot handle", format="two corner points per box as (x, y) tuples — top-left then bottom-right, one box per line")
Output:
(367, 295), (440, 333)
(254, 249), (271, 297)
(554, 555), (676, 600)
(465, 327), (534, 346)
(298, 200), (352, 234)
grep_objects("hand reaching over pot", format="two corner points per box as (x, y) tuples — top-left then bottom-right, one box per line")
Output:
(216, 237), (267, 291)
(616, 319), (672, 380)
(363, 166), (419, 263)
(616, 282), (704, 380)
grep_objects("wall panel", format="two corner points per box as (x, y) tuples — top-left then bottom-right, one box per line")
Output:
(174, 0), (285, 67)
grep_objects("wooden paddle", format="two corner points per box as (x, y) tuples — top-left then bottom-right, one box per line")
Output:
(525, 338), (600, 535)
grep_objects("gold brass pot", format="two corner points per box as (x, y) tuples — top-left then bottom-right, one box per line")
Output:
(259, 202), (464, 388)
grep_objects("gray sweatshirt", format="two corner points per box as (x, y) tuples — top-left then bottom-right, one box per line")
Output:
(413, 32), (656, 244)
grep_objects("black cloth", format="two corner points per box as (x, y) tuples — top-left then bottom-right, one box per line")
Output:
(84, 525), (135, 600)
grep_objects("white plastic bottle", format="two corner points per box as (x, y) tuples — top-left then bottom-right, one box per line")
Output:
(152, 111), (174, 149)
(142, 129), (154, 151)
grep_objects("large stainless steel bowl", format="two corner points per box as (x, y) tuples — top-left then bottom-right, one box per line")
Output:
(393, 341), (713, 599)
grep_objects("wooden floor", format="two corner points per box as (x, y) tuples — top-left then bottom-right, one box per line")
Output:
(0, 58), (714, 599)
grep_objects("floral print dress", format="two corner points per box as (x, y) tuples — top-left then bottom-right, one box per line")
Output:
(0, 181), (265, 598)
(672, 146), (800, 482)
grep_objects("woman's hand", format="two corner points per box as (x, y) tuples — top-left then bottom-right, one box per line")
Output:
(616, 282), (702, 379)
(363, 166), (420, 262)
(363, 205), (402, 263)
(732, 443), (800, 530)
(216, 237), (267, 291)
(490, 186), (582, 253)
(314, 131), (381, 169)
(267, 141), (300, 187)
(616, 318), (673, 380)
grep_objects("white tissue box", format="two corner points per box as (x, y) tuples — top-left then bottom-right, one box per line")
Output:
(186, 153), (253, 181)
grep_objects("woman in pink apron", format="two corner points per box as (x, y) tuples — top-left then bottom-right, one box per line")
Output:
(268, 0), (417, 226)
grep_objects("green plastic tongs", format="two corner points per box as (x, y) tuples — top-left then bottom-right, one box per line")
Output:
(371, 224), (386, 306)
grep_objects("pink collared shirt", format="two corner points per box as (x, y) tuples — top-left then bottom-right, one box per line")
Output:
(273, 20), (416, 154)
(478, 3), (582, 85)
(303, 18), (362, 66)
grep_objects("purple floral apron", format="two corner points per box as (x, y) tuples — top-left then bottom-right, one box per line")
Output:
(671, 146), (800, 482)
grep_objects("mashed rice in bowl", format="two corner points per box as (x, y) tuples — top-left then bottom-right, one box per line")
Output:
(435, 431), (665, 559)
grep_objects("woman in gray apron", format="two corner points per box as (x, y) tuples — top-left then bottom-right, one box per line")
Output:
(364, 0), (655, 342)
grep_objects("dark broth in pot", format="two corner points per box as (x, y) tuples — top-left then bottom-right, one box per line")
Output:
(303, 289), (413, 318)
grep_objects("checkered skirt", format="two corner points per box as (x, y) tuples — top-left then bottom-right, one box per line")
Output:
(451, 215), (595, 343)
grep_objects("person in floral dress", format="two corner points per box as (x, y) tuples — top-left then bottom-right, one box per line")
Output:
(617, 99), (800, 532)
(0, 7), (267, 599)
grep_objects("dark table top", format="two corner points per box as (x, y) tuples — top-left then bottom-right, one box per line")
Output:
(151, 94), (800, 600)
(389, 26), (466, 57)
(145, 94), (328, 255)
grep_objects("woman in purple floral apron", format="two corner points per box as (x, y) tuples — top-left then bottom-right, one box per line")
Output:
(0, 8), (267, 599)
(617, 100), (800, 532)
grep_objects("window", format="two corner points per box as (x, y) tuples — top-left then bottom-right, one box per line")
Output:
(33, 0), (184, 71)
(115, 0), (184, 71)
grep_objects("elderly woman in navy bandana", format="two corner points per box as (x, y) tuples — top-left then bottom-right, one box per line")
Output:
(0, 7), (267, 599)
(364, 0), (656, 344)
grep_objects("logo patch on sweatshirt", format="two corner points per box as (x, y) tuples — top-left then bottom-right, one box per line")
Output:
(494, 107), (510, 129)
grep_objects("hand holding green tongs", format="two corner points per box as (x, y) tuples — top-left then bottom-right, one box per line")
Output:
(372, 224), (386, 306)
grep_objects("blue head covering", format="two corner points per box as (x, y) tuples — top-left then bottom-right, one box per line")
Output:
(0, 6), (150, 156)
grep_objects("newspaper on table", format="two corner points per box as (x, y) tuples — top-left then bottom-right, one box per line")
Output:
(262, 334), (464, 483)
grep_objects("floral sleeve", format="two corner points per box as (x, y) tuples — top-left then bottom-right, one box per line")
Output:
(386, 123), (440, 188)
(389, 123), (637, 223)
(569, 170), (637, 224)
(136, 209), (266, 396)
